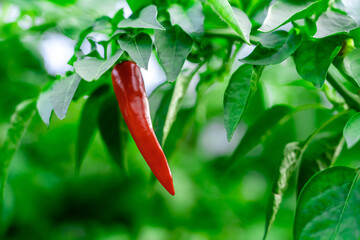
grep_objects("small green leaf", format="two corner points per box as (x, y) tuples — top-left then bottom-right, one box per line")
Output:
(74, 50), (123, 82)
(224, 64), (253, 141)
(294, 36), (342, 88)
(118, 5), (164, 30)
(118, 33), (152, 70)
(51, 74), (82, 120)
(98, 95), (127, 170)
(264, 142), (303, 240)
(76, 85), (109, 174)
(207, 0), (251, 43)
(0, 100), (36, 204)
(168, 2), (205, 38)
(259, 0), (325, 32)
(294, 166), (360, 240)
(344, 112), (360, 148)
(37, 86), (53, 126)
(314, 10), (359, 38)
(154, 25), (193, 82)
(241, 30), (302, 65)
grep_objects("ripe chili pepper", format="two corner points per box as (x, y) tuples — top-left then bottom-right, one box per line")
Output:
(111, 61), (175, 195)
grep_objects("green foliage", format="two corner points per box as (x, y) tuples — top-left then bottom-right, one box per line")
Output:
(168, 2), (205, 38)
(223, 64), (253, 141)
(98, 94), (127, 169)
(118, 5), (165, 30)
(314, 10), (360, 38)
(76, 85), (109, 174)
(346, 48), (360, 85)
(264, 141), (302, 239)
(154, 25), (193, 82)
(50, 74), (82, 120)
(74, 50), (123, 82)
(0, 100), (36, 205)
(294, 166), (360, 240)
(207, 0), (251, 43)
(258, 0), (326, 32)
(241, 30), (302, 65)
(294, 36), (343, 88)
(2, 0), (360, 239)
(118, 33), (152, 70)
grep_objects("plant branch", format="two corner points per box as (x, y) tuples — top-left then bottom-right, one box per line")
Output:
(204, 29), (259, 45)
(327, 68), (360, 111)
(332, 60), (360, 89)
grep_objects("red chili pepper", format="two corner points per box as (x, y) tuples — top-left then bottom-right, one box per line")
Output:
(111, 61), (175, 195)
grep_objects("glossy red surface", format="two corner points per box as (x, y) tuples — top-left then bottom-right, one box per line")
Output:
(111, 61), (175, 196)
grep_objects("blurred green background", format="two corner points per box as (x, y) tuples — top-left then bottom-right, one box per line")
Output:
(1, 0), (359, 239)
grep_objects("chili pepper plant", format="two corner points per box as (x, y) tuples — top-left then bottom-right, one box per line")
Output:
(1, 0), (360, 239)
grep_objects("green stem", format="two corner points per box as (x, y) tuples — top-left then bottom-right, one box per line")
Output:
(162, 61), (205, 145)
(302, 110), (350, 151)
(327, 68), (360, 111)
(332, 60), (359, 89)
(204, 29), (259, 45)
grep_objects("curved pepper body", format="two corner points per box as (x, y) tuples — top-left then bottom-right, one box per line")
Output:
(111, 61), (175, 195)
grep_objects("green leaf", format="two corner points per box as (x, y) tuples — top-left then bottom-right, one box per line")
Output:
(51, 74), (82, 120)
(36, 86), (53, 126)
(259, 31), (289, 49)
(74, 50), (123, 82)
(154, 25), (193, 82)
(264, 110), (350, 239)
(207, 0), (251, 43)
(344, 112), (360, 148)
(294, 166), (360, 240)
(346, 48), (360, 85)
(224, 64), (253, 141)
(264, 142), (303, 240)
(168, 2), (205, 38)
(98, 94), (127, 169)
(118, 5), (164, 30)
(294, 36), (342, 88)
(0, 100), (36, 204)
(314, 10), (359, 38)
(118, 33), (152, 70)
(76, 85), (109, 174)
(241, 30), (302, 65)
(259, 0), (325, 32)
